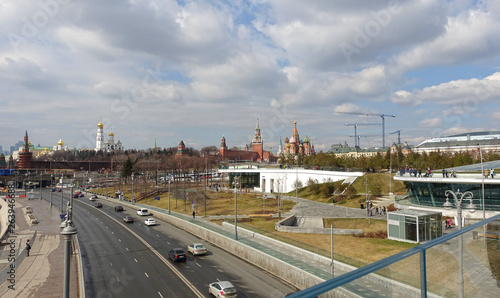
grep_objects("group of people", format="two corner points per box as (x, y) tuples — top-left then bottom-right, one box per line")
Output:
(366, 201), (387, 216)
(399, 166), (434, 177)
(484, 169), (495, 178)
(441, 168), (457, 178)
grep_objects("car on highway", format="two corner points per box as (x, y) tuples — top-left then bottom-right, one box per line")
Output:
(74, 191), (84, 198)
(89, 195), (97, 201)
(144, 218), (156, 226)
(123, 216), (134, 223)
(187, 243), (207, 256)
(137, 208), (149, 216)
(114, 206), (124, 212)
(168, 248), (187, 262)
(208, 281), (237, 297)
(50, 188), (56, 192)
(95, 202), (102, 208)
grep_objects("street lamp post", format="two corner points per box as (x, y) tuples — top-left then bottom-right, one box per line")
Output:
(389, 149), (393, 196)
(106, 172), (108, 199)
(131, 173), (134, 202)
(443, 189), (477, 298)
(234, 174), (238, 240)
(60, 175), (64, 213)
(60, 199), (77, 298)
(168, 176), (171, 215)
(50, 174), (53, 207)
(39, 172), (43, 200)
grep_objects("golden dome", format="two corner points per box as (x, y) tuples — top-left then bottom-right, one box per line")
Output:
(58, 138), (64, 146)
(109, 131), (114, 136)
(98, 121), (103, 129)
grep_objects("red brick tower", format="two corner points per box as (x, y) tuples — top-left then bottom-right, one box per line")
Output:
(17, 130), (33, 170)
(252, 119), (263, 161)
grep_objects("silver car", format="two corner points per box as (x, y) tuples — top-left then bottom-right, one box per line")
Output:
(187, 243), (207, 256)
(208, 281), (237, 297)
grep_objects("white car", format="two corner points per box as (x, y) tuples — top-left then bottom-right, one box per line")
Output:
(187, 243), (207, 256)
(137, 208), (149, 216)
(144, 218), (156, 226)
(209, 281), (237, 297)
(89, 195), (97, 201)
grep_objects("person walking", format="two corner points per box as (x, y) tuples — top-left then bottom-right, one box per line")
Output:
(25, 240), (31, 256)
(491, 169), (494, 178)
(192, 211), (196, 219)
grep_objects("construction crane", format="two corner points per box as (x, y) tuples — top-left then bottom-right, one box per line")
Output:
(344, 123), (381, 147)
(348, 135), (377, 148)
(337, 112), (396, 148)
(390, 130), (403, 145)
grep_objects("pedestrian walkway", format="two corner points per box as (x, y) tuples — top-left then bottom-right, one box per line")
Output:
(0, 196), (79, 298)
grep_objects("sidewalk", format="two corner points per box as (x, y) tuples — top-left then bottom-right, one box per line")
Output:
(0, 196), (79, 298)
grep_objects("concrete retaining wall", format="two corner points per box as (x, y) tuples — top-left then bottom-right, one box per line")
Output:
(101, 196), (427, 297)
(275, 215), (363, 235)
(0, 197), (9, 241)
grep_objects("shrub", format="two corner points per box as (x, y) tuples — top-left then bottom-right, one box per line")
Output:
(320, 182), (335, 198)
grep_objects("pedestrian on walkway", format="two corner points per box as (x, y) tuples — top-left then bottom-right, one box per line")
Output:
(192, 211), (196, 219)
(491, 168), (494, 178)
(25, 240), (31, 256)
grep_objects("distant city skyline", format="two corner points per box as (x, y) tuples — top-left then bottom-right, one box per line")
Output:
(1, 1), (499, 151)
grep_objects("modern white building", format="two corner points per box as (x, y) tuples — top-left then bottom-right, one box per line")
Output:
(218, 167), (363, 193)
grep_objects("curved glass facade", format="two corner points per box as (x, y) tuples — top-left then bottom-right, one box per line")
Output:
(403, 181), (500, 211)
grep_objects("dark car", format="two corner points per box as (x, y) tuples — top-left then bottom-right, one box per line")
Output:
(50, 188), (56, 192)
(95, 202), (103, 208)
(114, 206), (124, 212)
(123, 216), (134, 223)
(169, 248), (187, 262)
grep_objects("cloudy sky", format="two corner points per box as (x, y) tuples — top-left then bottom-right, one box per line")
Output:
(1, 0), (500, 153)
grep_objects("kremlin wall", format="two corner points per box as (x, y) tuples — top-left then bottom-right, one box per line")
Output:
(1, 119), (316, 172)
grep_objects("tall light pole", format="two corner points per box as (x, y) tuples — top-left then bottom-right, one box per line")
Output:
(389, 148), (393, 196)
(50, 174), (53, 207)
(131, 172), (134, 202)
(234, 173), (238, 240)
(443, 189), (477, 298)
(168, 175), (171, 215)
(365, 178), (370, 223)
(60, 198), (77, 298)
(478, 144), (485, 220)
(39, 172), (43, 200)
(106, 172), (108, 199)
(295, 167), (298, 203)
(60, 174), (64, 212)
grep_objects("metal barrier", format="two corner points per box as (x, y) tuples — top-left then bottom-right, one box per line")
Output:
(0, 230), (37, 285)
(286, 214), (500, 297)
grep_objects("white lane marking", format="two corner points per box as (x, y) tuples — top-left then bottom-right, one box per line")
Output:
(126, 247), (129, 251)
(106, 226), (108, 229)
(158, 292), (164, 298)
(78, 202), (204, 298)
(167, 242), (171, 245)
(134, 258), (138, 263)
(118, 239), (121, 242)
(116, 277), (120, 282)
(110, 262), (112, 266)
(145, 272), (149, 278)
(111, 232), (114, 235)
(196, 263), (201, 268)
(156, 234), (160, 237)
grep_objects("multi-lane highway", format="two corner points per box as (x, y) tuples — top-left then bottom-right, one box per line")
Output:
(42, 188), (297, 297)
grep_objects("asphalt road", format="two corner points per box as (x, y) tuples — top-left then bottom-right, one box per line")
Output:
(42, 188), (296, 297)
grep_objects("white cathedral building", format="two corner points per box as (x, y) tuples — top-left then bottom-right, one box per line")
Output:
(95, 120), (124, 152)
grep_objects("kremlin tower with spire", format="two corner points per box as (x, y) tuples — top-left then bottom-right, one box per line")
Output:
(17, 130), (33, 170)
